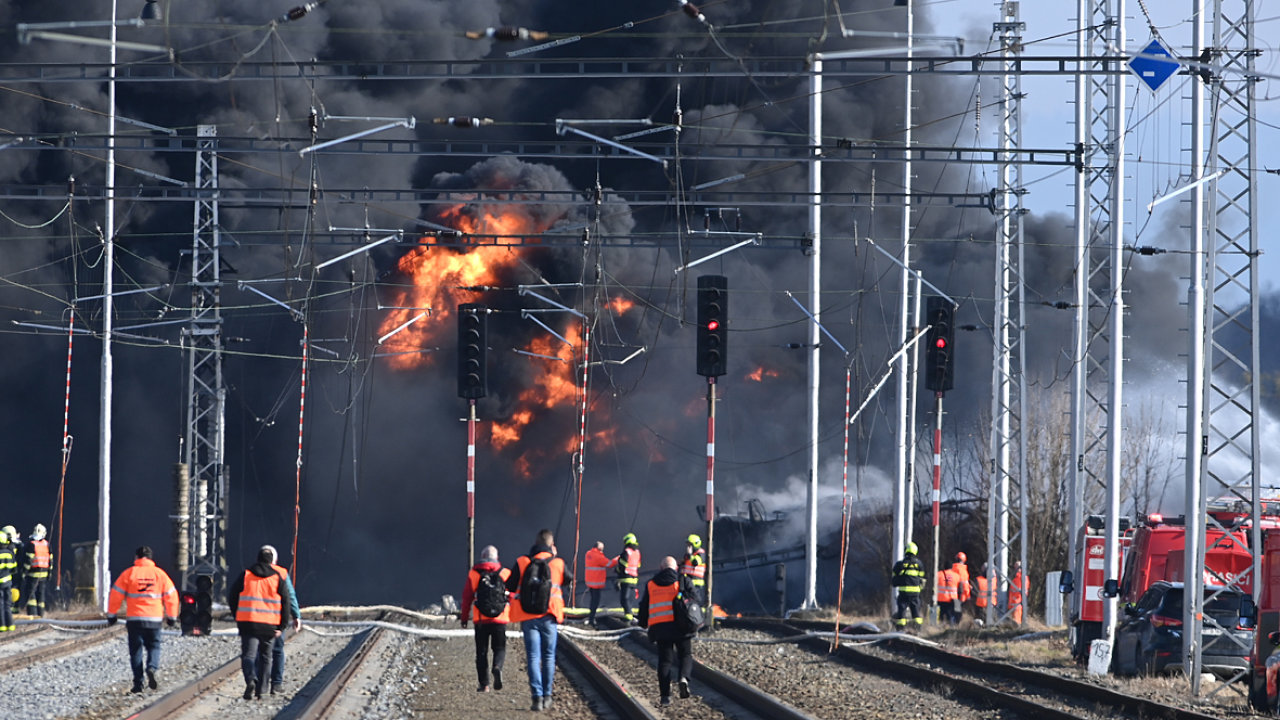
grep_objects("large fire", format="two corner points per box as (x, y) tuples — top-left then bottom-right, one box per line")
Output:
(377, 201), (634, 478)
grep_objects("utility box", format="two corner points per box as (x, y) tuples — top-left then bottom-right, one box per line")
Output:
(72, 541), (99, 607)
(1044, 571), (1063, 626)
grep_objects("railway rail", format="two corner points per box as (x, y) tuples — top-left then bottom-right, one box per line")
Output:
(0, 623), (120, 673)
(728, 617), (1226, 720)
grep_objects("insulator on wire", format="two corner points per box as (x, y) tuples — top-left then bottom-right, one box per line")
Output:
(432, 117), (495, 128)
(465, 27), (550, 42)
(279, 2), (320, 23)
(678, 0), (709, 25)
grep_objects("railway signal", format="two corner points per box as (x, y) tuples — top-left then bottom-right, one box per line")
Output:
(696, 275), (728, 377)
(923, 296), (955, 393)
(457, 304), (488, 399)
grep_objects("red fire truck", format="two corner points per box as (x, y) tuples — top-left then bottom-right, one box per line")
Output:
(1119, 513), (1254, 605)
(1067, 515), (1132, 659)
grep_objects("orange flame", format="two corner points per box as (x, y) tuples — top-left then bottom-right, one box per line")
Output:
(607, 296), (635, 315)
(746, 366), (780, 382)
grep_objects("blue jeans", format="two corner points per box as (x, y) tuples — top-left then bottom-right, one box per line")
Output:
(271, 633), (286, 685)
(521, 616), (558, 698)
(126, 623), (162, 682)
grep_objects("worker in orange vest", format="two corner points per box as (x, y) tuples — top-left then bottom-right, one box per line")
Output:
(505, 529), (571, 712)
(583, 540), (610, 626)
(1009, 560), (1026, 625)
(229, 546), (294, 701)
(261, 545), (302, 695)
(936, 565), (960, 625)
(107, 546), (180, 693)
(461, 544), (511, 693)
(638, 556), (697, 707)
(21, 524), (52, 618)
(974, 563), (991, 622)
(952, 552), (971, 622)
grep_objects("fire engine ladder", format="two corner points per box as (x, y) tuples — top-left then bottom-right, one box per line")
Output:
(1189, 0), (1261, 698)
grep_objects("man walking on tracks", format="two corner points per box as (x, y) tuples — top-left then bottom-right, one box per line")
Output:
(461, 544), (510, 693)
(106, 546), (179, 693)
(890, 541), (926, 631)
(229, 546), (294, 700)
(639, 556), (697, 707)
(261, 545), (302, 694)
(506, 529), (571, 712)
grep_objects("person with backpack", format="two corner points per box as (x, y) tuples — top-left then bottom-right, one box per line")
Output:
(505, 529), (572, 712)
(460, 545), (510, 693)
(638, 556), (697, 707)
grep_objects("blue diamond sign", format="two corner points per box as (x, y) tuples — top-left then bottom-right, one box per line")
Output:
(1128, 38), (1181, 92)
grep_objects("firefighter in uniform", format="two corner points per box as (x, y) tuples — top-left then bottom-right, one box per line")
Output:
(22, 524), (52, 617)
(890, 542), (926, 631)
(608, 533), (641, 622)
(229, 546), (294, 700)
(0, 529), (15, 632)
(680, 534), (707, 606)
(1008, 560), (1026, 625)
(952, 552), (971, 623)
(583, 540), (609, 626)
(937, 563), (960, 625)
(107, 546), (180, 693)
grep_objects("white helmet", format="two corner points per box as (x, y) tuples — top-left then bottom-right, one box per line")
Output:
(0, 525), (15, 542)
(0, 530), (8, 544)
(31, 524), (46, 541)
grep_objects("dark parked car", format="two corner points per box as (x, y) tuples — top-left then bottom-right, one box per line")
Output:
(1113, 581), (1252, 676)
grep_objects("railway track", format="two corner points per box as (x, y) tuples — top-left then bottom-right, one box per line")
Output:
(727, 618), (1226, 720)
(0, 623), (120, 673)
(566, 618), (818, 720)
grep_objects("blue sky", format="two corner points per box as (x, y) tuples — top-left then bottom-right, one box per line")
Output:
(941, 0), (1279, 292)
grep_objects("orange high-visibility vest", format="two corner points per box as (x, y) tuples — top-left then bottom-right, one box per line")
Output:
(936, 569), (958, 603)
(953, 563), (970, 602)
(507, 552), (566, 624)
(584, 548), (609, 590)
(108, 558), (179, 624)
(467, 566), (511, 623)
(617, 547), (641, 584)
(974, 576), (990, 608)
(646, 580), (679, 625)
(29, 539), (51, 575)
(681, 549), (706, 585)
(1009, 571), (1026, 623)
(235, 571), (284, 626)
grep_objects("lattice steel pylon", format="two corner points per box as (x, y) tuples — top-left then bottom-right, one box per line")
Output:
(1190, 0), (1260, 697)
(986, 0), (1029, 626)
(1066, 0), (1125, 644)
(181, 124), (228, 596)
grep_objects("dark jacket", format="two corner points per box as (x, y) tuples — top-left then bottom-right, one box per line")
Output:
(228, 561), (294, 638)
(638, 567), (694, 641)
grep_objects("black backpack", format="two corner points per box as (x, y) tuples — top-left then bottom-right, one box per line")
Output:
(474, 569), (508, 618)
(519, 556), (553, 615)
(673, 588), (705, 634)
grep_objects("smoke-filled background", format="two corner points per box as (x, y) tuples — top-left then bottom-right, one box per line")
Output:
(0, 1), (1275, 609)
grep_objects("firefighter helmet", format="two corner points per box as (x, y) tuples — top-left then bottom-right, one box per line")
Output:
(1, 525), (15, 542)
(31, 524), (46, 541)
(956, 551), (967, 563)
(687, 534), (702, 549)
(0, 530), (7, 544)
(905, 541), (918, 555)
(623, 532), (638, 546)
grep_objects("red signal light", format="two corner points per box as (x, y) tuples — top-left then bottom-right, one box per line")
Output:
(935, 338), (947, 349)
(707, 319), (720, 331)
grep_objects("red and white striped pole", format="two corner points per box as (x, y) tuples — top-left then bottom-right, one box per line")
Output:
(467, 398), (476, 567)
(931, 391), (943, 622)
(705, 376), (717, 619)
(835, 366), (852, 645)
(571, 322), (590, 604)
(290, 325), (308, 581)
(56, 309), (76, 591)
